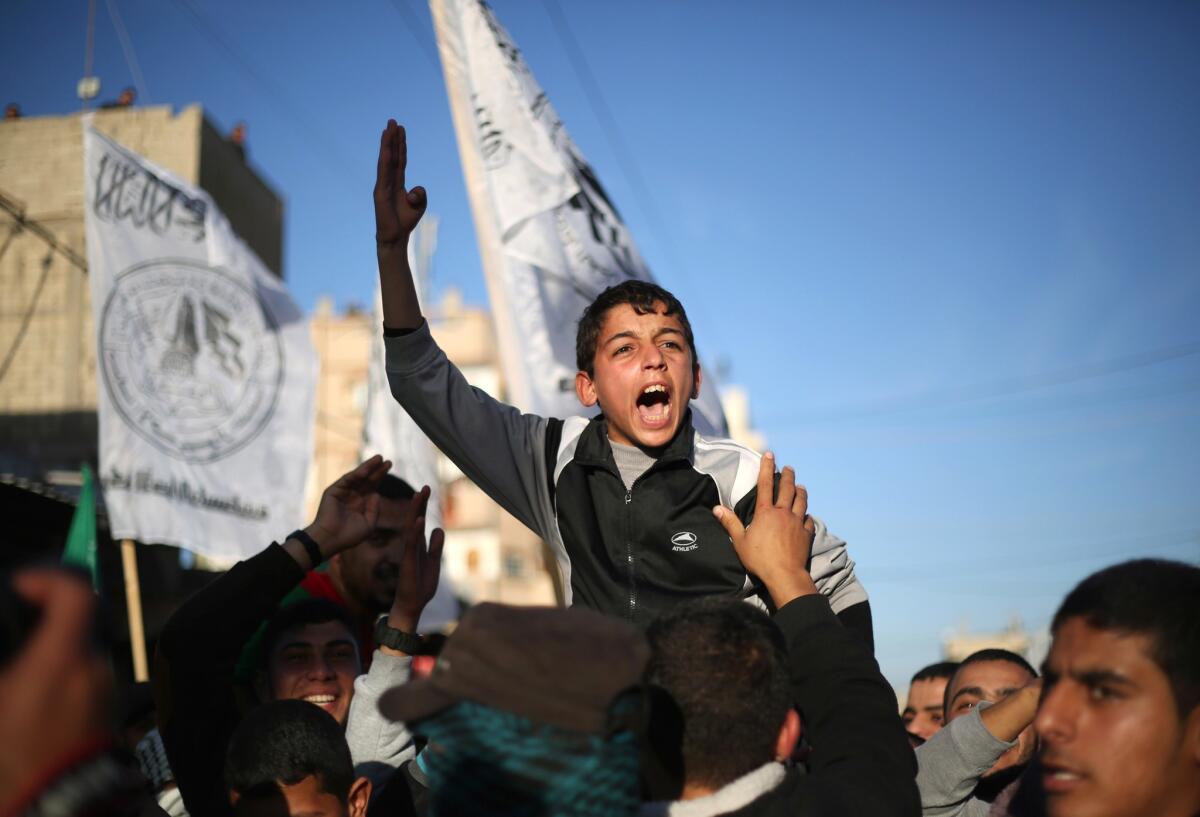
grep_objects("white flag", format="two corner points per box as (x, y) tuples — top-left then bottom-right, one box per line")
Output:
(362, 218), (457, 628)
(83, 123), (316, 560)
(430, 0), (728, 435)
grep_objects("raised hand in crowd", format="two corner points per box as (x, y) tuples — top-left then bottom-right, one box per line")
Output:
(375, 119), (427, 330)
(285, 454), (394, 569)
(713, 451), (819, 608)
(381, 484), (445, 638)
(1, 571), (150, 816)
(978, 677), (1042, 744)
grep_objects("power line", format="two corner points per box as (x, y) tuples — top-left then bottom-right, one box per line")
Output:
(758, 339), (1200, 426)
(105, 0), (150, 103)
(0, 252), (53, 385)
(538, 0), (734, 375)
(168, 0), (359, 187)
(385, 0), (441, 70)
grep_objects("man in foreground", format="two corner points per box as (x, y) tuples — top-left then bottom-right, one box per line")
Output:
(1033, 559), (1200, 817)
(640, 454), (918, 815)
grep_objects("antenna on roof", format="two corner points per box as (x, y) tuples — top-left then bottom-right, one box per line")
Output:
(78, 0), (101, 108)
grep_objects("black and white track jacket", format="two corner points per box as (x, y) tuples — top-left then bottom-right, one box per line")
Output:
(385, 322), (868, 629)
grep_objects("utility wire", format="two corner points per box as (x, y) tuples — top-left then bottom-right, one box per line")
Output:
(168, 0), (358, 187)
(385, 0), (441, 70)
(539, 0), (733, 369)
(0, 252), (53, 385)
(105, 0), (150, 103)
(82, 0), (97, 111)
(758, 339), (1200, 426)
(0, 190), (88, 271)
(540, 0), (671, 256)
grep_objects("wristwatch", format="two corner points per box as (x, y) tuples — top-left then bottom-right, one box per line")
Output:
(374, 615), (426, 655)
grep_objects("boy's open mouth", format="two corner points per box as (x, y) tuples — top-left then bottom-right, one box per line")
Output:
(636, 383), (671, 426)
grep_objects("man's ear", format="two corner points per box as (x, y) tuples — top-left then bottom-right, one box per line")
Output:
(774, 708), (801, 761)
(575, 370), (599, 408)
(1186, 703), (1200, 765)
(691, 363), (702, 400)
(347, 776), (372, 817)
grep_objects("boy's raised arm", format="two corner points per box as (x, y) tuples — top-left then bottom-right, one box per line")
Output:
(375, 119), (427, 330)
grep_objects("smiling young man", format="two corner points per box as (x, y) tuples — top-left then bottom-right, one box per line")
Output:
(375, 120), (870, 634)
(1033, 559), (1200, 817)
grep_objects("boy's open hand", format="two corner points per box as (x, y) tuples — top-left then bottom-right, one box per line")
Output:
(713, 452), (818, 609)
(374, 119), (427, 246)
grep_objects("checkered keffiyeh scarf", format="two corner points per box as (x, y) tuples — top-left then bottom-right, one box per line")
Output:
(415, 700), (640, 817)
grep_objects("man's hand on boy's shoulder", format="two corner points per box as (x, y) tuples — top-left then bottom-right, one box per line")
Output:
(713, 452), (818, 609)
(374, 119), (427, 247)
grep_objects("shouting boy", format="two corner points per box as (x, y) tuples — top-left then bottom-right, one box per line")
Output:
(374, 120), (870, 637)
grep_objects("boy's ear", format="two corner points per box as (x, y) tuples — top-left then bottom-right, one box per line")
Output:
(347, 776), (372, 817)
(575, 370), (599, 407)
(691, 363), (702, 400)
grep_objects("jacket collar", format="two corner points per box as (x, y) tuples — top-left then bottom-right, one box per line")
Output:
(639, 762), (789, 817)
(572, 409), (696, 469)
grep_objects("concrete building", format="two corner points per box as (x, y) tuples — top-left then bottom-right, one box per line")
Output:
(942, 616), (1033, 662)
(0, 104), (282, 478)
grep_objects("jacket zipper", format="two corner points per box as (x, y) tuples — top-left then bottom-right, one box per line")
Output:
(624, 489), (636, 619)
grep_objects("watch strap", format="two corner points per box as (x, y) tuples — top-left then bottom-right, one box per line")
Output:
(374, 615), (427, 655)
(288, 529), (323, 568)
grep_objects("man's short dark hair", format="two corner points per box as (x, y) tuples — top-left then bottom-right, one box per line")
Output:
(575, 280), (696, 376)
(944, 648), (1036, 716)
(911, 661), (959, 684)
(645, 598), (792, 789)
(1051, 558), (1200, 716)
(376, 473), (415, 501)
(258, 598), (357, 672)
(225, 699), (353, 802)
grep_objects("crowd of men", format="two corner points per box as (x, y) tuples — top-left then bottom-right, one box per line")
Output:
(2, 121), (1197, 817)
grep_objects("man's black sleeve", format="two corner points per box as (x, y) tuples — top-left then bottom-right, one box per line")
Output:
(154, 544), (305, 817)
(775, 595), (919, 817)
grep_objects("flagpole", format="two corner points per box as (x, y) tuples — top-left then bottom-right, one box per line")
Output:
(120, 539), (149, 681)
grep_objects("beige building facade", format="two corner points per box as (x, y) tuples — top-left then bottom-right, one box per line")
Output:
(308, 288), (560, 608)
(0, 105), (283, 475)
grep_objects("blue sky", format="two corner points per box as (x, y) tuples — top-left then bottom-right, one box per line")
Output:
(4, 0), (1198, 687)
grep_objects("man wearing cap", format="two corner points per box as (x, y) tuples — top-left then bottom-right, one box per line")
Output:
(378, 601), (649, 816)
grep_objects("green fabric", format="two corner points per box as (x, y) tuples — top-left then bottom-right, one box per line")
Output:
(62, 463), (99, 590)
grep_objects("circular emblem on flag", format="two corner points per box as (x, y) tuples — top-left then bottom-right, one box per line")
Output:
(98, 258), (285, 464)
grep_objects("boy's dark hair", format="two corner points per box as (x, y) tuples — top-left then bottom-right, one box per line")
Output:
(377, 473), (416, 501)
(911, 661), (959, 684)
(575, 280), (696, 376)
(645, 598), (792, 789)
(224, 699), (354, 801)
(1051, 558), (1200, 716)
(258, 598), (358, 673)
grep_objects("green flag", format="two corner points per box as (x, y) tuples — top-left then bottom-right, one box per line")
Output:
(62, 463), (99, 590)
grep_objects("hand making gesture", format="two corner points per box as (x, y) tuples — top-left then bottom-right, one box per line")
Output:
(713, 452), (819, 609)
(386, 484), (446, 635)
(299, 455), (395, 562)
(374, 120), (427, 330)
(374, 119), (427, 247)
